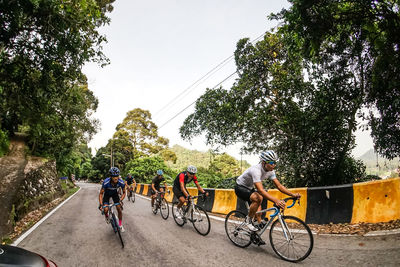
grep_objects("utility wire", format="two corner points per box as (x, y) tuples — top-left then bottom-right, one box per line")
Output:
(157, 32), (267, 130)
(158, 71), (238, 130)
(155, 32), (266, 118)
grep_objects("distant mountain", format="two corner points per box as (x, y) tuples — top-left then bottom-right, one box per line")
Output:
(166, 144), (250, 171)
(357, 149), (399, 177)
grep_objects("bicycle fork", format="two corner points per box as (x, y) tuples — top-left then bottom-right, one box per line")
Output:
(278, 214), (293, 242)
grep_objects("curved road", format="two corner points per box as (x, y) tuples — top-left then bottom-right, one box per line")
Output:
(19, 183), (400, 266)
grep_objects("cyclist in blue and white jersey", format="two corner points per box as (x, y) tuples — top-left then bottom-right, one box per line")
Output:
(99, 167), (126, 232)
(235, 150), (300, 233)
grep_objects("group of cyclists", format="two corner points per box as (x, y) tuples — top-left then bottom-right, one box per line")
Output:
(98, 150), (300, 242)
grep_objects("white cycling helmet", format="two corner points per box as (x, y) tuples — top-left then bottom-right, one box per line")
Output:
(187, 165), (197, 174)
(260, 150), (278, 162)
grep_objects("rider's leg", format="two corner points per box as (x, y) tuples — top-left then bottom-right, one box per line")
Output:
(249, 192), (262, 220)
(255, 205), (262, 223)
(116, 205), (123, 226)
(177, 196), (186, 209)
(151, 194), (156, 206)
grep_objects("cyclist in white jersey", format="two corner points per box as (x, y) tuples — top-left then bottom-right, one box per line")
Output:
(235, 150), (300, 233)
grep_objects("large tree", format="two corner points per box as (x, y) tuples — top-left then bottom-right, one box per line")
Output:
(0, 0), (114, 166)
(180, 32), (366, 187)
(112, 108), (172, 168)
(273, 0), (400, 159)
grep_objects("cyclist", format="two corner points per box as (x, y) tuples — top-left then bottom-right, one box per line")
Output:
(173, 165), (209, 218)
(125, 173), (137, 198)
(235, 150), (300, 233)
(99, 167), (127, 232)
(151, 170), (168, 210)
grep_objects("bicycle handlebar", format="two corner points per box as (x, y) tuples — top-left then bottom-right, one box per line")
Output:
(272, 197), (300, 209)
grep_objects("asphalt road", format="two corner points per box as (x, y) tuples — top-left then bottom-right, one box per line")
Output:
(19, 183), (400, 267)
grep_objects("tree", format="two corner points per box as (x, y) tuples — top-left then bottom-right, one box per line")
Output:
(125, 156), (173, 184)
(273, 0), (400, 159)
(180, 32), (366, 187)
(113, 108), (170, 162)
(210, 153), (242, 177)
(0, 0), (114, 168)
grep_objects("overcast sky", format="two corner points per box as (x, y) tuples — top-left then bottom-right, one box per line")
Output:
(83, 0), (374, 165)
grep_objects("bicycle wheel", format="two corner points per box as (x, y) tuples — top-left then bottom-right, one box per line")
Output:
(160, 198), (169, 220)
(225, 210), (252, 248)
(172, 202), (185, 226)
(132, 191), (135, 203)
(111, 213), (125, 248)
(190, 205), (210, 236)
(269, 215), (313, 262)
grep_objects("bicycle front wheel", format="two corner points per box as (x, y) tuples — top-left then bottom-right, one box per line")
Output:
(191, 205), (210, 236)
(132, 191), (135, 203)
(112, 213), (124, 248)
(172, 202), (185, 226)
(160, 199), (169, 220)
(225, 210), (251, 248)
(269, 215), (313, 262)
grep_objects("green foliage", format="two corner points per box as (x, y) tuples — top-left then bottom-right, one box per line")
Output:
(274, 0), (400, 159)
(125, 156), (175, 184)
(180, 31), (366, 187)
(210, 153), (242, 177)
(0, 128), (9, 157)
(0, 0), (113, 171)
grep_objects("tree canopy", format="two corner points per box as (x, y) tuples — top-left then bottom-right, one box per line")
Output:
(0, 0), (114, 171)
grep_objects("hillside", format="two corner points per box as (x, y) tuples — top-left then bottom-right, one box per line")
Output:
(166, 144), (250, 171)
(357, 149), (399, 177)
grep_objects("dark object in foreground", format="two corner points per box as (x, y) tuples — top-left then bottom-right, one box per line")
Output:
(0, 244), (57, 267)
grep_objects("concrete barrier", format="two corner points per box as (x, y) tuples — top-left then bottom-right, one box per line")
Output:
(134, 177), (400, 224)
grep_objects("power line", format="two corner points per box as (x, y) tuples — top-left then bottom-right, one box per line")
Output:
(157, 32), (267, 130)
(154, 32), (266, 119)
(158, 71), (238, 130)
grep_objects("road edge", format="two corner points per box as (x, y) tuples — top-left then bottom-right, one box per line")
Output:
(12, 186), (82, 246)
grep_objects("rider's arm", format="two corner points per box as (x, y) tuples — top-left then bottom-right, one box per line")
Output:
(272, 179), (300, 198)
(179, 180), (189, 198)
(99, 188), (105, 207)
(133, 179), (137, 188)
(120, 185), (126, 201)
(194, 181), (207, 195)
(152, 183), (157, 192)
(163, 181), (168, 192)
(254, 182), (285, 208)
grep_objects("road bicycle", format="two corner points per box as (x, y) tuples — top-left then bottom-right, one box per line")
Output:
(127, 185), (136, 203)
(152, 189), (170, 220)
(172, 194), (210, 236)
(225, 197), (313, 262)
(102, 202), (124, 248)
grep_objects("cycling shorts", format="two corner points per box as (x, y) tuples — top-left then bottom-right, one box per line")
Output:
(102, 191), (121, 205)
(234, 183), (256, 204)
(172, 185), (185, 199)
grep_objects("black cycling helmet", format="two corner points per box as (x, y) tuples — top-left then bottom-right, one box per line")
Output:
(109, 167), (120, 177)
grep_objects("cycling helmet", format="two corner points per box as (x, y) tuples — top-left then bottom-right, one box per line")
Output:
(157, 170), (163, 175)
(260, 150), (278, 162)
(187, 165), (197, 174)
(109, 167), (120, 177)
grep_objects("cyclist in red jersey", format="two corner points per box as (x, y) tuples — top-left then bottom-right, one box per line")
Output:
(172, 165), (209, 218)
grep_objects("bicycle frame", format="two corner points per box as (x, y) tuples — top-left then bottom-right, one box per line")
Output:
(243, 198), (297, 239)
(181, 195), (202, 218)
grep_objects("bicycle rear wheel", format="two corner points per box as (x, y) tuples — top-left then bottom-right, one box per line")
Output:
(191, 205), (210, 236)
(269, 215), (313, 262)
(225, 210), (251, 248)
(172, 202), (185, 226)
(160, 198), (169, 220)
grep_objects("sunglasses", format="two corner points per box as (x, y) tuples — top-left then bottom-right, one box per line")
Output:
(266, 161), (276, 165)
(188, 172), (195, 175)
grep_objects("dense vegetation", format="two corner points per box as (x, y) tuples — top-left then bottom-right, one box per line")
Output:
(180, 0), (400, 187)
(0, 0), (115, 174)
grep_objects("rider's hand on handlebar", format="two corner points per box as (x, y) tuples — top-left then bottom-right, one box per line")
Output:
(275, 200), (286, 209)
(293, 193), (301, 199)
(186, 195), (191, 200)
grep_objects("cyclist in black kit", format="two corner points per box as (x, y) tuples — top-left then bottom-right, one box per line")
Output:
(151, 170), (168, 210)
(125, 173), (136, 197)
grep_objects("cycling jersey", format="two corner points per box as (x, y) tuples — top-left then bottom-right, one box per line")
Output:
(101, 177), (125, 204)
(173, 171), (198, 189)
(152, 176), (165, 190)
(236, 163), (276, 190)
(126, 176), (134, 185)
